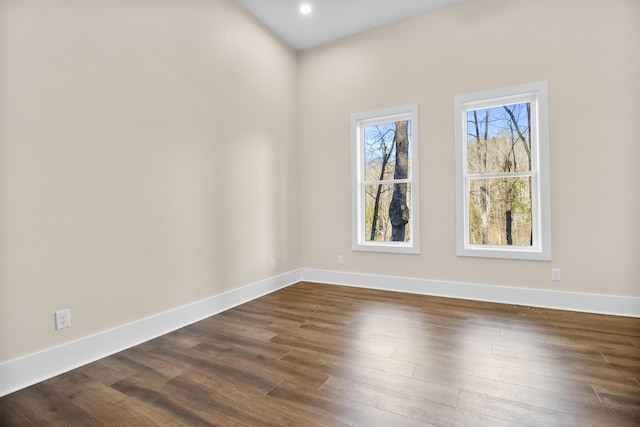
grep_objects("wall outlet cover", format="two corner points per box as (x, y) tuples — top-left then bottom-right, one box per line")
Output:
(55, 309), (71, 330)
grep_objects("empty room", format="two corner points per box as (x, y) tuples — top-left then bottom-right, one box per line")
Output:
(1, 0), (638, 425)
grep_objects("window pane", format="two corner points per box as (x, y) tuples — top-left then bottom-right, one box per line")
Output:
(467, 103), (531, 175)
(365, 183), (412, 243)
(468, 176), (532, 246)
(364, 121), (411, 182)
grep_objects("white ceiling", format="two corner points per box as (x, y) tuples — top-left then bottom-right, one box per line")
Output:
(235, 0), (464, 51)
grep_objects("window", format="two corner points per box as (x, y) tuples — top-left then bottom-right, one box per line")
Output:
(454, 82), (551, 260)
(351, 104), (420, 254)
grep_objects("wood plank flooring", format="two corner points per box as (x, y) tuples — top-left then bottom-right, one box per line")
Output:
(2, 282), (639, 426)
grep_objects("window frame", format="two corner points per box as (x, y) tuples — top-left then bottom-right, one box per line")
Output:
(351, 104), (420, 254)
(454, 82), (551, 261)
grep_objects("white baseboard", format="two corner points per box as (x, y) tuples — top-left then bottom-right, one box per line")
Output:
(0, 270), (302, 397)
(3, 268), (638, 397)
(300, 269), (640, 318)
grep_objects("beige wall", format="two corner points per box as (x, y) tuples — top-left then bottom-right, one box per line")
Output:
(298, 0), (640, 295)
(0, 0), (299, 361)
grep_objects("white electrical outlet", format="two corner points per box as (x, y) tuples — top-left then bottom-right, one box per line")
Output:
(337, 255), (344, 265)
(551, 268), (561, 281)
(270, 259), (276, 270)
(55, 309), (71, 330)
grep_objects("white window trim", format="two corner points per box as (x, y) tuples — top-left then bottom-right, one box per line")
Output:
(351, 104), (420, 254)
(454, 82), (551, 261)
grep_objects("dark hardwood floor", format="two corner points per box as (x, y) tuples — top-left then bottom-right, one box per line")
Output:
(2, 282), (639, 426)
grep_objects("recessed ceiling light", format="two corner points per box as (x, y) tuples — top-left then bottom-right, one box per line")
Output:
(300, 3), (312, 15)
